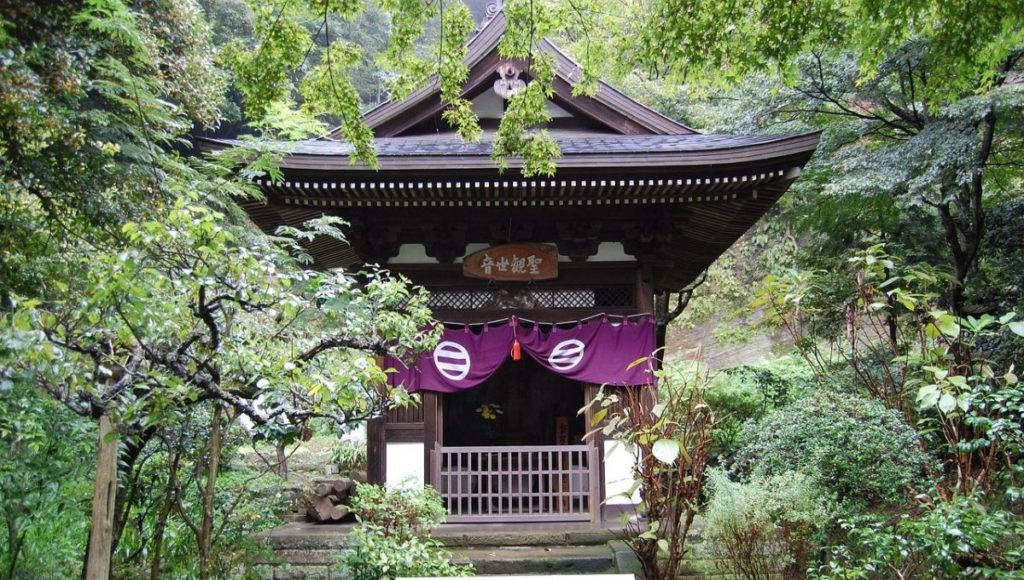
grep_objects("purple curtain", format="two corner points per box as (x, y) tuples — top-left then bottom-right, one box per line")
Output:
(386, 315), (656, 393)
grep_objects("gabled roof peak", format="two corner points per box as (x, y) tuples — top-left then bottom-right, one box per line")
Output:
(330, 6), (694, 139)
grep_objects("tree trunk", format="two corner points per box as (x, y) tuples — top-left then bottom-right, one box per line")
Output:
(197, 404), (223, 580)
(276, 441), (288, 480)
(148, 447), (183, 580)
(85, 415), (118, 580)
(936, 108), (994, 316)
(111, 427), (156, 559)
(5, 505), (23, 580)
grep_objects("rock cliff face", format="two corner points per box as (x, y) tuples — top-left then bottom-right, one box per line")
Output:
(666, 311), (794, 370)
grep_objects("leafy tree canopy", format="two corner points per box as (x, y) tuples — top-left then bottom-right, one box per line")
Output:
(2, 0), (437, 431)
(622, 0), (1023, 103)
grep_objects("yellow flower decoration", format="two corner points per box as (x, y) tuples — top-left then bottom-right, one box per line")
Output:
(475, 403), (504, 421)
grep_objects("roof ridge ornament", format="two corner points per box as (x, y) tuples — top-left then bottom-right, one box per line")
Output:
(494, 62), (526, 99)
(478, 0), (504, 32)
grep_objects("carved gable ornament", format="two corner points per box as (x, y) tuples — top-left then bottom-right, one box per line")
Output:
(493, 62), (526, 99)
(463, 243), (558, 281)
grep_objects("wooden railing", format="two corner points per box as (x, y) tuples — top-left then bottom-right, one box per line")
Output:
(434, 444), (597, 523)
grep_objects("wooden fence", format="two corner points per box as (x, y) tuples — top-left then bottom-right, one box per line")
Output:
(433, 444), (598, 523)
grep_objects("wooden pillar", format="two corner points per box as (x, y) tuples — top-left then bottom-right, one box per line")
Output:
(368, 355), (387, 485)
(85, 415), (117, 580)
(583, 383), (606, 522)
(367, 417), (386, 485)
(588, 440), (601, 524)
(635, 266), (654, 314)
(422, 391), (441, 487)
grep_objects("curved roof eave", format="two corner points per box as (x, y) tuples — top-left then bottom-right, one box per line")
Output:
(198, 131), (821, 173)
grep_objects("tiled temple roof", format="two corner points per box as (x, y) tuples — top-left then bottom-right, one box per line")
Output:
(207, 132), (801, 158)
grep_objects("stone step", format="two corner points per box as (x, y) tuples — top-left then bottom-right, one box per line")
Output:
(434, 526), (617, 547)
(451, 545), (617, 576)
(262, 521), (621, 550)
(262, 522), (354, 550)
(258, 529), (721, 579)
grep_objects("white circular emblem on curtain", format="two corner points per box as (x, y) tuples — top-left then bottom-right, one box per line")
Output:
(433, 341), (471, 381)
(548, 339), (585, 371)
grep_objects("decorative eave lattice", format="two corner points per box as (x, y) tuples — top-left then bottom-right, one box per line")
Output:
(260, 169), (791, 209)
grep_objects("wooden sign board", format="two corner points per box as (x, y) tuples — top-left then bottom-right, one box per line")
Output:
(462, 243), (558, 281)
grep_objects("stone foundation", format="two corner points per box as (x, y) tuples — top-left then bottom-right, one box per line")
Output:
(255, 520), (728, 579)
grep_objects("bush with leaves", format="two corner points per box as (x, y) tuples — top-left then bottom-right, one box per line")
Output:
(4, 196), (437, 578)
(330, 438), (368, 473)
(347, 482), (447, 538)
(704, 469), (834, 580)
(339, 483), (471, 580)
(340, 526), (472, 580)
(731, 391), (933, 511)
(586, 362), (717, 580)
(818, 495), (1024, 579)
(0, 383), (95, 578)
(707, 357), (817, 456)
(909, 313), (1024, 498)
(110, 406), (287, 579)
(754, 246), (1024, 496)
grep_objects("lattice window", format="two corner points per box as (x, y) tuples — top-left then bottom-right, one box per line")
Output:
(427, 290), (496, 310)
(428, 286), (634, 311)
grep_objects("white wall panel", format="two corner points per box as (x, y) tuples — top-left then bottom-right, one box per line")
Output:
(603, 439), (639, 505)
(385, 442), (424, 488)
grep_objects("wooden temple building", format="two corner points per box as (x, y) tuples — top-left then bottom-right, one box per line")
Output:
(202, 8), (818, 523)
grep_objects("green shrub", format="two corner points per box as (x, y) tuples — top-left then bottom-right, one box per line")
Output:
(348, 482), (447, 539)
(818, 495), (1024, 579)
(731, 391), (933, 510)
(113, 419), (287, 579)
(341, 527), (473, 580)
(704, 469), (834, 579)
(339, 483), (471, 579)
(0, 384), (95, 578)
(707, 357), (817, 455)
(330, 439), (367, 473)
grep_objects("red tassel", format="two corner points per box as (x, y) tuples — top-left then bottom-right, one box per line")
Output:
(510, 315), (522, 361)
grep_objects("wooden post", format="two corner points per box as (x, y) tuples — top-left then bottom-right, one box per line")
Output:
(584, 383), (607, 523)
(85, 415), (117, 580)
(367, 417), (386, 485)
(369, 355), (388, 486)
(589, 441), (601, 524)
(635, 266), (654, 314)
(431, 442), (442, 491)
(556, 416), (569, 513)
(423, 392), (440, 487)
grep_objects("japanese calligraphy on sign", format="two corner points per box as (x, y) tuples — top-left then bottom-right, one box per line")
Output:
(462, 243), (559, 281)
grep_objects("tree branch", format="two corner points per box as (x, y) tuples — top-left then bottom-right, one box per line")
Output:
(663, 270), (708, 325)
